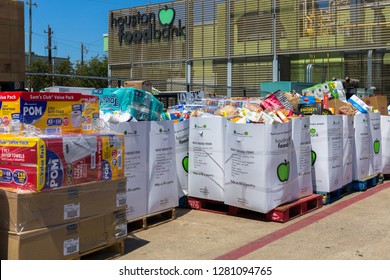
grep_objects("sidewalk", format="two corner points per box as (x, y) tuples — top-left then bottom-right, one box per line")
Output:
(104, 180), (390, 260)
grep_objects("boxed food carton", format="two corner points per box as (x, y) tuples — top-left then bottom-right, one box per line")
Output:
(0, 222), (80, 260)
(0, 91), (83, 135)
(0, 178), (127, 232)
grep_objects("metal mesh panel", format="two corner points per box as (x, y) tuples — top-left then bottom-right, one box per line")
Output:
(277, 0), (390, 54)
(230, 0), (273, 57)
(231, 56), (273, 96)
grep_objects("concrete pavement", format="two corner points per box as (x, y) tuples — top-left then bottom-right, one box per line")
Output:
(104, 180), (390, 260)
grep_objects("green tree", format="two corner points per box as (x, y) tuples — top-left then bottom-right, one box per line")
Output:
(74, 55), (108, 88)
(54, 58), (74, 86)
(28, 59), (52, 91)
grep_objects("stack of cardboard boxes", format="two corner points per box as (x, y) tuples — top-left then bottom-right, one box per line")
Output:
(0, 91), (127, 260)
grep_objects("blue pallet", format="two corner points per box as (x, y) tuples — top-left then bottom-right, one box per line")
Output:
(351, 175), (378, 192)
(316, 184), (352, 205)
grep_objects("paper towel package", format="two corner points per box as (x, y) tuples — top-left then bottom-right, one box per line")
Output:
(188, 117), (226, 202)
(108, 122), (148, 221)
(224, 121), (293, 213)
(81, 95), (100, 133)
(310, 115), (343, 193)
(381, 116), (390, 174)
(0, 91), (83, 135)
(0, 135), (102, 191)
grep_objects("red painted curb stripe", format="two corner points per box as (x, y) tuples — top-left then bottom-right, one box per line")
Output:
(215, 181), (390, 260)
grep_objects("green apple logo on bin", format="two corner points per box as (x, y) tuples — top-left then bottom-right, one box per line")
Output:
(182, 155), (189, 173)
(159, 6), (175, 26)
(277, 160), (290, 182)
(311, 150), (317, 166)
(373, 139), (380, 154)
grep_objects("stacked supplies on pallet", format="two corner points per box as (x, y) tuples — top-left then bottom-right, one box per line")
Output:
(0, 91), (127, 260)
(93, 87), (178, 222)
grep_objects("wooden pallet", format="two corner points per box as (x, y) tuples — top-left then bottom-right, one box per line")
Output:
(351, 174), (378, 192)
(71, 239), (125, 260)
(265, 194), (323, 223)
(127, 208), (177, 233)
(188, 194), (323, 223)
(316, 184), (352, 205)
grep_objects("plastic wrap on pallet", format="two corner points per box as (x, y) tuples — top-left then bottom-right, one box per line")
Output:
(0, 91), (83, 136)
(0, 134), (124, 192)
(381, 115), (390, 174)
(92, 88), (164, 121)
(224, 121), (294, 214)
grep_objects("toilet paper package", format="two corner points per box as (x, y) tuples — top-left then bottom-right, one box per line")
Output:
(0, 135), (102, 191)
(81, 95), (100, 133)
(0, 91), (83, 135)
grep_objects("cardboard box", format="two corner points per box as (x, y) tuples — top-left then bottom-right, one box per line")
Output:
(310, 115), (344, 192)
(381, 116), (390, 174)
(79, 210), (127, 253)
(362, 96), (388, 115)
(0, 91), (83, 135)
(224, 121), (294, 213)
(0, 178), (127, 232)
(124, 80), (152, 93)
(188, 117), (226, 202)
(0, 135), (102, 191)
(353, 114), (371, 180)
(108, 122), (148, 221)
(148, 121), (178, 214)
(328, 99), (348, 113)
(0, 222), (80, 260)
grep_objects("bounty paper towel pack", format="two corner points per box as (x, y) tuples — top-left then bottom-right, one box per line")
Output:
(0, 135), (102, 191)
(0, 91), (83, 135)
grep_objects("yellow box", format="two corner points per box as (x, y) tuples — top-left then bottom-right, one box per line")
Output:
(100, 134), (124, 180)
(81, 94), (100, 133)
(0, 91), (83, 135)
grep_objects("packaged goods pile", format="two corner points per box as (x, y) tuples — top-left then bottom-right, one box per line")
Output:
(0, 81), (389, 259)
(0, 91), (127, 260)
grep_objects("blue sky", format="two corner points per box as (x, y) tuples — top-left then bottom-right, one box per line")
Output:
(24, 0), (166, 62)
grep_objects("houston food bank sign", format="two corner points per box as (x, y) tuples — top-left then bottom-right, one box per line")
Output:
(111, 6), (186, 45)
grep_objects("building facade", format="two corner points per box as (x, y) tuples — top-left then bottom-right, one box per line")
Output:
(108, 0), (390, 97)
(0, 0), (24, 91)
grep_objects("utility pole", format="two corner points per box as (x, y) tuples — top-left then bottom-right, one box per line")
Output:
(26, 1), (37, 91)
(81, 43), (88, 66)
(45, 25), (55, 65)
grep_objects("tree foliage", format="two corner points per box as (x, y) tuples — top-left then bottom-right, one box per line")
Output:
(27, 55), (109, 91)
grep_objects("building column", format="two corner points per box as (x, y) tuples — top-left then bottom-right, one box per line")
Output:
(186, 60), (191, 92)
(227, 58), (232, 97)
